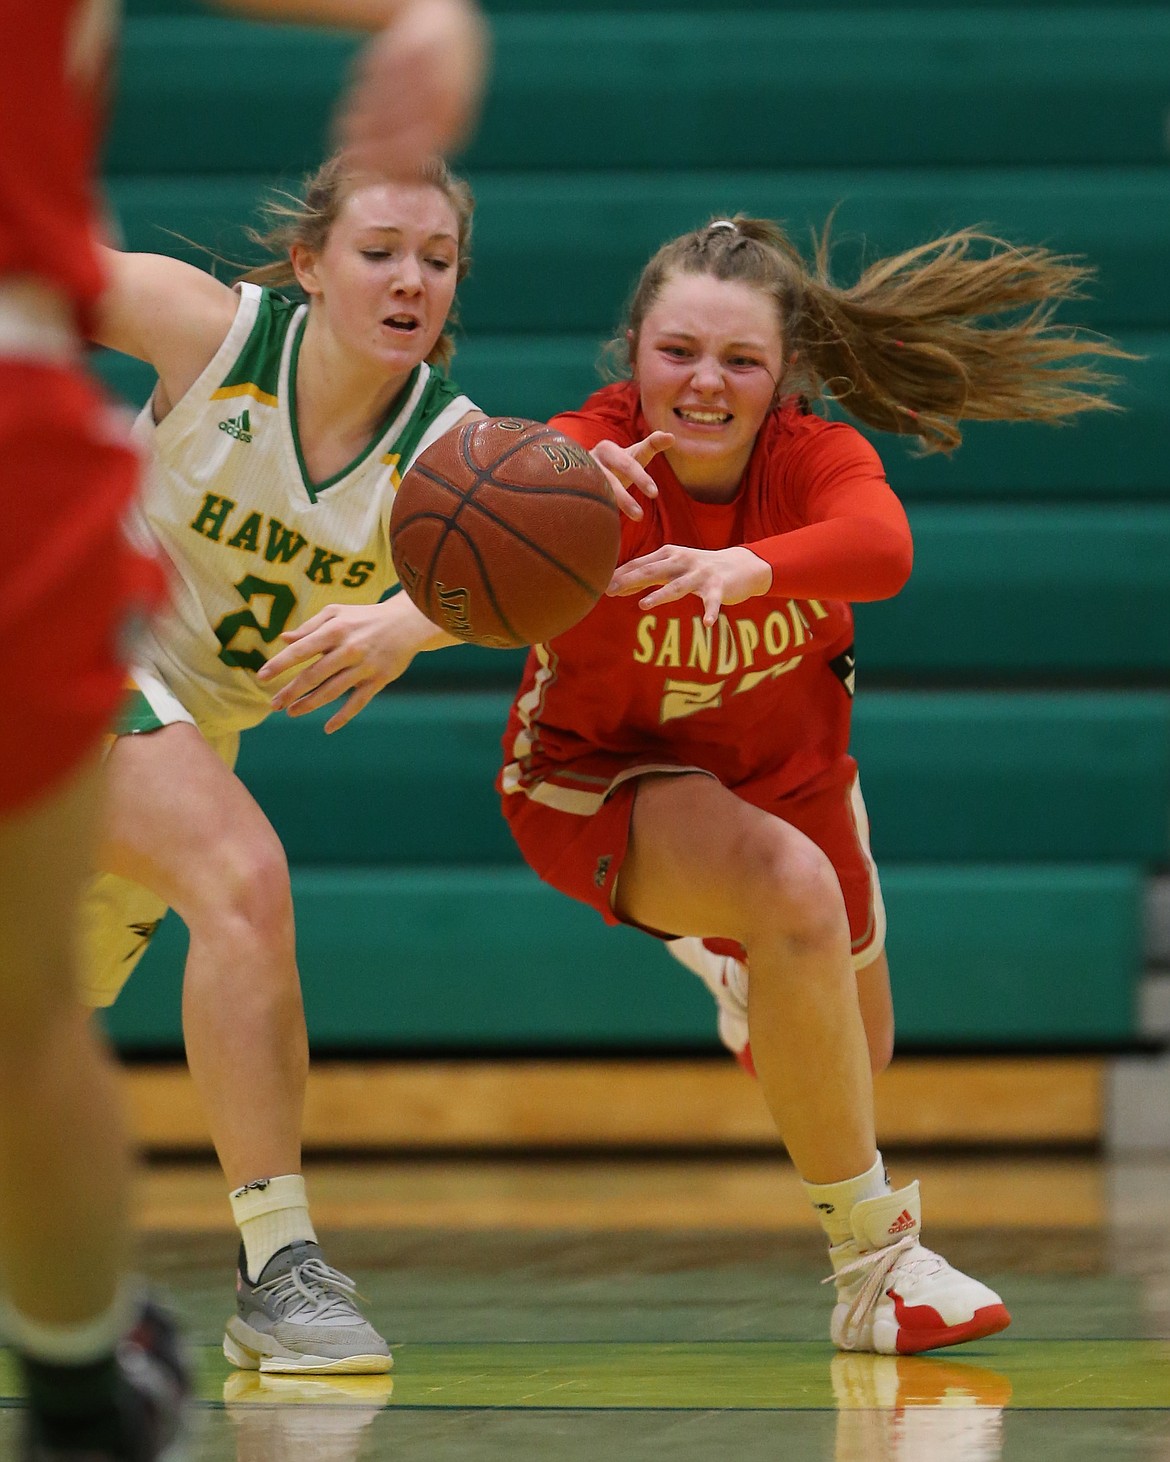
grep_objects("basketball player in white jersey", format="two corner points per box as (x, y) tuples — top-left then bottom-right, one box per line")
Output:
(87, 151), (485, 1376)
(4, 0), (486, 1451)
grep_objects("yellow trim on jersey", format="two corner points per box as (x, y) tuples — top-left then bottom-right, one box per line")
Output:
(211, 382), (279, 408)
(381, 451), (402, 488)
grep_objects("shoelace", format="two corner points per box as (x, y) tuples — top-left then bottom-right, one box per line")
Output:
(256, 1258), (365, 1324)
(822, 1237), (948, 1339)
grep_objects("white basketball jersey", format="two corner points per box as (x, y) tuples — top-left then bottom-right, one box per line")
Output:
(128, 283), (475, 734)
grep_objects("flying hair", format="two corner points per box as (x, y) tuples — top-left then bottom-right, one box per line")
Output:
(609, 213), (1131, 454)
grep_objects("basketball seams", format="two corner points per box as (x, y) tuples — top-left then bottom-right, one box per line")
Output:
(459, 493), (612, 597)
(460, 422), (617, 515)
(411, 456), (620, 510)
(389, 417), (621, 647)
(433, 519), (523, 646)
(406, 445), (615, 599)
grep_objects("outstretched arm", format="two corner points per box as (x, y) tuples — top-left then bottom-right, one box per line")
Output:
(215, 0), (488, 172)
(609, 426), (913, 623)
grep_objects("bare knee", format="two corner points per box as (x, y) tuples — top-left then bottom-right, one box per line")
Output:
(739, 831), (848, 958)
(178, 827), (294, 957)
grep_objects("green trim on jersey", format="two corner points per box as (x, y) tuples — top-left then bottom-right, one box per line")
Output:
(213, 289), (299, 404)
(287, 312), (426, 502)
(286, 314), (468, 502)
(392, 369), (468, 470)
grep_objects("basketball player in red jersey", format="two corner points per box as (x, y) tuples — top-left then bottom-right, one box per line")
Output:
(262, 211), (1122, 1352)
(492, 216), (1123, 1355)
(0, 1), (485, 1456)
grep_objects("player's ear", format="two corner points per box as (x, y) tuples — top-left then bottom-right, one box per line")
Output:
(290, 243), (321, 298)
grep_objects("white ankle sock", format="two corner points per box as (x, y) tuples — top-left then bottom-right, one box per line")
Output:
(229, 1174), (317, 1281)
(0, 1280), (138, 1364)
(803, 1153), (891, 1246)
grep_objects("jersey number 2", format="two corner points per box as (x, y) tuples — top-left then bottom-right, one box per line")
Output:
(215, 574), (297, 671)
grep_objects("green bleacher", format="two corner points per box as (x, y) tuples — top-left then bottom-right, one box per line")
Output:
(108, 12), (1170, 173)
(100, 3), (1170, 1054)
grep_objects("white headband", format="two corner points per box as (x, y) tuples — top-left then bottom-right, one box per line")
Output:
(708, 220), (738, 233)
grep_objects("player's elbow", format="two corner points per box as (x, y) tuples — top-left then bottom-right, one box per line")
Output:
(858, 520), (914, 601)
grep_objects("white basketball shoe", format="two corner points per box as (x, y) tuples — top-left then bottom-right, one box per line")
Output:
(667, 937), (755, 1073)
(827, 1182), (1011, 1354)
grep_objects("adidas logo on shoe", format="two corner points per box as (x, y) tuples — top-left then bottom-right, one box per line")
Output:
(219, 409), (253, 443)
(887, 1209), (917, 1236)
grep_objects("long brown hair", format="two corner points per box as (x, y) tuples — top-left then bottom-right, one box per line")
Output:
(613, 215), (1130, 453)
(239, 154), (474, 372)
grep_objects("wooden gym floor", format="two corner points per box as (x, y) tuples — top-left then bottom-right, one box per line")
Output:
(2, 1149), (1169, 1460)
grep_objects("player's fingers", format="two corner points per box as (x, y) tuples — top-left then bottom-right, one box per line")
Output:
(629, 431), (674, 470)
(609, 477), (644, 521)
(630, 464), (659, 499)
(285, 667), (362, 718)
(614, 455), (658, 500)
(701, 585), (724, 627)
(591, 439), (656, 497)
(638, 579), (692, 611)
(608, 545), (685, 592)
(276, 656), (357, 712)
(324, 680), (382, 735)
(265, 632), (350, 694)
(607, 561), (666, 595)
(260, 639), (323, 683)
(280, 606), (335, 643)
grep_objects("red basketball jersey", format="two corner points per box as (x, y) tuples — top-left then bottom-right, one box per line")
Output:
(502, 383), (903, 804)
(0, 0), (113, 322)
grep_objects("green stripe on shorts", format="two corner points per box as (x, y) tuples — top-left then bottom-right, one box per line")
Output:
(113, 688), (166, 737)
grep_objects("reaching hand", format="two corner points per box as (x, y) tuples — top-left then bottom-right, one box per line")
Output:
(256, 595), (454, 732)
(607, 545), (773, 626)
(340, 0), (489, 174)
(589, 431), (674, 520)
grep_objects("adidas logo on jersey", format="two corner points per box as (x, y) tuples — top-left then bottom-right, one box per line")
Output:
(218, 409), (253, 443)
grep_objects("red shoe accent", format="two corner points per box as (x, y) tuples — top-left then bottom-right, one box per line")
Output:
(736, 1042), (757, 1078)
(887, 1209), (917, 1236)
(890, 1293), (1012, 1355)
(704, 936), (747, 963)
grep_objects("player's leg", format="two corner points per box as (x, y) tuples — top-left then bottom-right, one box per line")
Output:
(617, 772), (876, 1182)
(0, 362), (188, 1457)
(101, 723), (306, 1189)
(668, 769), (894, 1077)
(855, 952), (894, 1077)
(667, 940), (893, 1077)
(94, 722), (390, 1374)
(0, 756), (130, 1329)
(616, 772), (1010, 1354)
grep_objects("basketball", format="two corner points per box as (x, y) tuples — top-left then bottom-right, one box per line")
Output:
(389, 416), (621, 648)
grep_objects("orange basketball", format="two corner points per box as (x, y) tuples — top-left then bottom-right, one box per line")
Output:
(389, 417), (621, 648)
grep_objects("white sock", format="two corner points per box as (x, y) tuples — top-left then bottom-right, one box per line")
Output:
(229, 1174), (317, 1281)
(0, 1279), (139, 1364)
(803, 1153), (891, 1246)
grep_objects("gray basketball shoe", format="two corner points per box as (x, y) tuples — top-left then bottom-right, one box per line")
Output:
(223, 1241), (392, 1375)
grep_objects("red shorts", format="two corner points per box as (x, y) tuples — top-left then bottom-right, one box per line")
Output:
(501, 755), (886, 969)
(0, 362), (165, 814)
